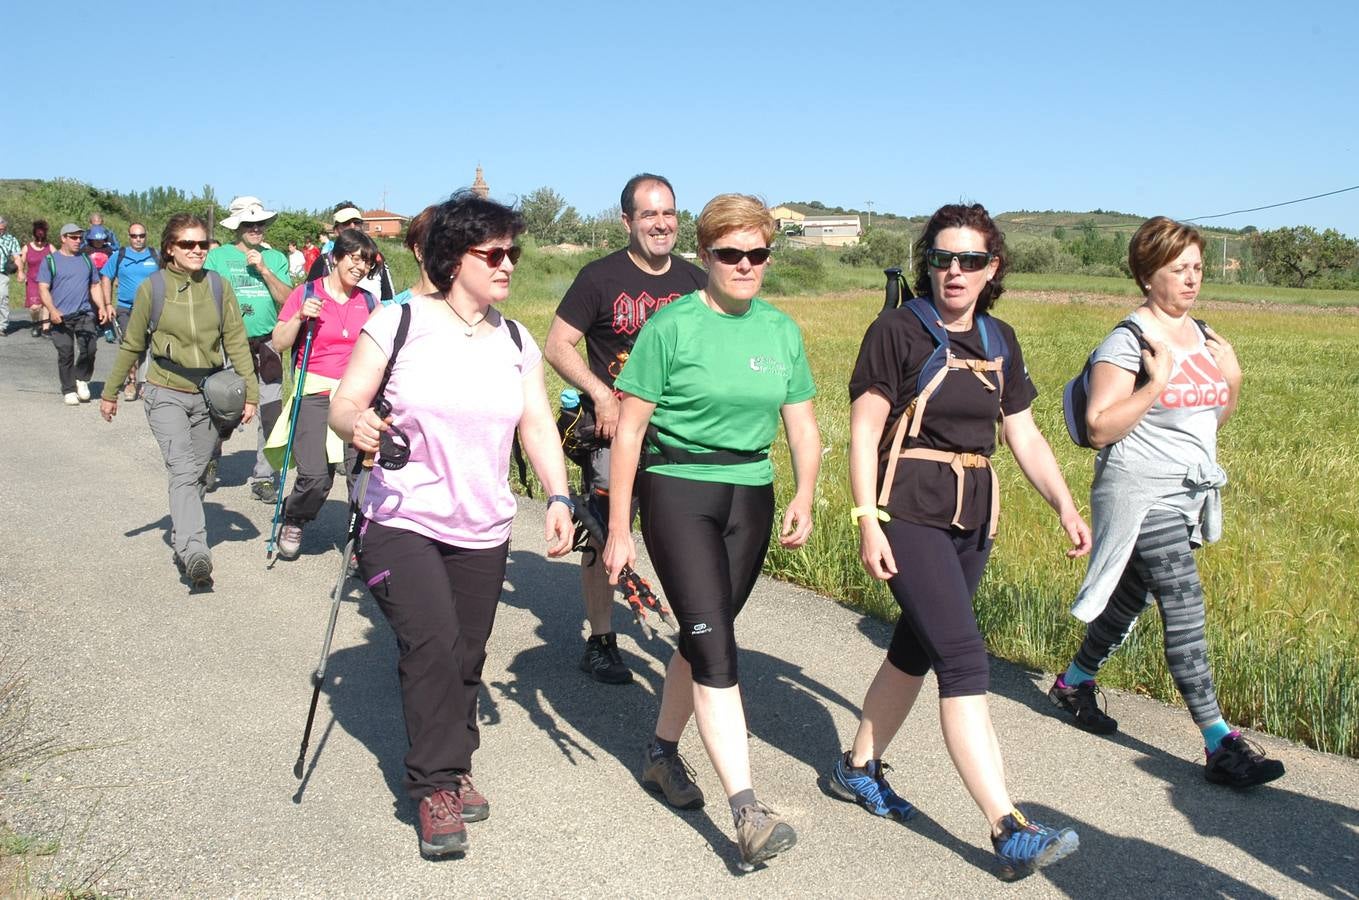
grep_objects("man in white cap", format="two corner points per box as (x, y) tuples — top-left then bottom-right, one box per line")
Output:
(205, 196), (292, 501)
(305, 201), (395, 302)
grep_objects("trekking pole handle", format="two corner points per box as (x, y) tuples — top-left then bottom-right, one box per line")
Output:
(883, 266), (903, 313)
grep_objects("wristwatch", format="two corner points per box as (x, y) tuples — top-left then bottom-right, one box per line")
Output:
(547, 494), (576, 515)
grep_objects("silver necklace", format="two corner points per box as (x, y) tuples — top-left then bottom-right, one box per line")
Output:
(448, 303), (485, 337)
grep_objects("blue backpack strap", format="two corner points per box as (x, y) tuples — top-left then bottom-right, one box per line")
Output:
(360, 288), (376, 313)
(903, 297), (949, 394)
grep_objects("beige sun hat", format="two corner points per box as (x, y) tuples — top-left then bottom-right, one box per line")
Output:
(221, 196), (278, 229)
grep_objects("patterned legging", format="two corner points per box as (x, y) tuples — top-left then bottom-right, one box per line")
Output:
(1075, 507), (1223, 726)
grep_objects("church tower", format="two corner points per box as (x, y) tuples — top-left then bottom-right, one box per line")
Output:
(472, 166), (490, 199)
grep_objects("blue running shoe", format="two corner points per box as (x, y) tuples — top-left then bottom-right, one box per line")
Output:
(991, 810), (1079, 880)
(826, 752), (916, 820)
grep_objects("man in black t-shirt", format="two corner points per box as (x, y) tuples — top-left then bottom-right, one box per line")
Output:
(545, 173), (706, 685)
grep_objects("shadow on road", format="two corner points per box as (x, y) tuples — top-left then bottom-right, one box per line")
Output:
(489, 548), (861, 874)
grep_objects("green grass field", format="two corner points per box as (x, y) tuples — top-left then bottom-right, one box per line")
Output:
(1008, 273), (1359, 307)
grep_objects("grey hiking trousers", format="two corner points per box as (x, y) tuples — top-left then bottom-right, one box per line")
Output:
(144, 384), (216, 561)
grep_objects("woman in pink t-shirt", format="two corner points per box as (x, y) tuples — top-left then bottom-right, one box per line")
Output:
(23, 220), (55, 336)
(329, 192), (573, 859)
(269, 228), (380, 560)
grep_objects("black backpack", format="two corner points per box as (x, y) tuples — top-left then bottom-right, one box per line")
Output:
(1062, 317), (1208, 448)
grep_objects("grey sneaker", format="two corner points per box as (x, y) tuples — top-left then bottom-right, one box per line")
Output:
(640, 744), (704, 810)
(278, 521), (303, 560)
(182, 552), (213, 591)
(734, 800), (796, 870)
(250, 480), (277, 504)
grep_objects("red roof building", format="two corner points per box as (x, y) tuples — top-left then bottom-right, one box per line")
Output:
(361, 210), (409, 238)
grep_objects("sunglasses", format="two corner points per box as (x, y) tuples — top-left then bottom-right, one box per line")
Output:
(63, 233), (84, 240)
(241, 222), (267, 232)
(337, 219), (363, 228)
(129, 233), (148, 239)
(174, 239), (212, 251)
(925, 249), (993, 272)
(708, 246), (772, 266)
(466, 246), (523, 267)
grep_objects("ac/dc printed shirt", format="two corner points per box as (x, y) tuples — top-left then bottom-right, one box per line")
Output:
(555, 249), (707, 390)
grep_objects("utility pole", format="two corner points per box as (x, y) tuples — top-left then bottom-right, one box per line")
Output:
(1223, 236), (1228, 281)
(865, 200), (874, 229)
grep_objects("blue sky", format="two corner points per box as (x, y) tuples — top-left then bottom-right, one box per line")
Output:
(10, 1), (1357, 234)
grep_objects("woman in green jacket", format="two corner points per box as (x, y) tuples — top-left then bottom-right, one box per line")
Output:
(99, 213), (258, 590)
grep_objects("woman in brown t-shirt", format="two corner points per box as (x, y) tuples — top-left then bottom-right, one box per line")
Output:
(830, 203), (1091, 879)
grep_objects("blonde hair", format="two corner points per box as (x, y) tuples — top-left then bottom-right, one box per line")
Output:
(1128, 216), (1205, 293)
(696, 194), (775, 249)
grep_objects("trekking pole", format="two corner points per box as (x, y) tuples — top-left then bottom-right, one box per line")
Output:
(292, 456), (373, 779)
(293, 400), (409, 780)
(266, 320), (317, 561)
(882, 266), (912, 313)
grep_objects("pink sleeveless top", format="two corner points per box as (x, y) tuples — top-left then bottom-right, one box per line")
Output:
(24, 244), (53, 305)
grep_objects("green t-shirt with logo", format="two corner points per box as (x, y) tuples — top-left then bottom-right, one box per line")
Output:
(614, 291), (816, 486)
(203, 244), (290, 338)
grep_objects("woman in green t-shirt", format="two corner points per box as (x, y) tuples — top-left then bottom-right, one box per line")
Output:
(604, 194), (821, 871)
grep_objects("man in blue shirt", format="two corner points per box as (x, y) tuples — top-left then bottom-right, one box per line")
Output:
(38, 224), (112, 405)
(100, 223), (160, 397)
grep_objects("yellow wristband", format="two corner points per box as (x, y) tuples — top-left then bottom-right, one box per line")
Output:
(850, 505), (889, 524)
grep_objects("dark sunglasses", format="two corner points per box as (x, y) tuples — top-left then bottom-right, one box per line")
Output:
(129, 232), (148, 238)
(467, 246), (523, 267)
(174, 239), (212, 250)
(925, 249), (993, 272)
(63, 233), (84, 240)
(708, 246), (772, 266)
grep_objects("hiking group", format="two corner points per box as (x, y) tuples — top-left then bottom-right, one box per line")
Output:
(0, 176), (1284, 874)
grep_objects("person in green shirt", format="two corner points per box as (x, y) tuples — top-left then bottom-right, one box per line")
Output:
(603, 194), (822, 871)
(204, 196), (292, 500)
(99, 214), (259, 591)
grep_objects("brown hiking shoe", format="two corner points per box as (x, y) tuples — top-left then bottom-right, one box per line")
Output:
(734, 801), (797, 870)
(640, 744), (704, 810)
(417, 788), (467, 857)
(457, 773), (489, 822)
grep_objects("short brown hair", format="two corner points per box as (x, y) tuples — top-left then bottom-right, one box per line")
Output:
(696, 194), (775, 249)
(1128, 217), (1205, 293)
(404, 205), (436, 262)
(160, 213), (208, 263)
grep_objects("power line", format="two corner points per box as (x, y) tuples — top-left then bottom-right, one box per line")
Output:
(993, 183), (1359, 234)
(1181, 184), (1359, 222)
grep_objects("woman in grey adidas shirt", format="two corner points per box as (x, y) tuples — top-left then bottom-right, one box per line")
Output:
(1047, 216), (1283, 788)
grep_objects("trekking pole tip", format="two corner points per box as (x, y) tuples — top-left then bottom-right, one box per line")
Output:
(292, 756), (305, 779)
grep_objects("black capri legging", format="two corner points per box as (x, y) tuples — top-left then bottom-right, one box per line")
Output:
(638, 471), (775, 689)
(883, 519), (992, 698)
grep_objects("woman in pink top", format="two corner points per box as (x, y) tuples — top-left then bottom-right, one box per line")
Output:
(23, 219), (55, 336)
(329, 192), (573, 859)
(269, 229), (380, 560)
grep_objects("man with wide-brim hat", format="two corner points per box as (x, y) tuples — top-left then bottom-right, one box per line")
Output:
(205, 196), (293, 502)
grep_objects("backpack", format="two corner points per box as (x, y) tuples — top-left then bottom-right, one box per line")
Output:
(875, 297), (1011, 537)
(112, 246), (160, 279)
(1062, 316), (1209, 448)
(144, 270), (227, 383)
(47, 252), (96, 279)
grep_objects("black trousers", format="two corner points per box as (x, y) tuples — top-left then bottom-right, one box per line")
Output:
(283, 395), (357, 522)
(638, 472), (775, 689)
(50, 314), (98, 393)
(359, 521), (509, 801)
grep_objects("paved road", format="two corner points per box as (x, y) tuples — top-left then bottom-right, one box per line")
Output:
(1, 327), (1356, 898)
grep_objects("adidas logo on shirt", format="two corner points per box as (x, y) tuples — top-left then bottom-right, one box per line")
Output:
(1161, 350), (1228, 409)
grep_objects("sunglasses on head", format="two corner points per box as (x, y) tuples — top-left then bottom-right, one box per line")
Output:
(925, 249), (993, 272)
(708, 246), (772, 266)
(174, 239), (212, 251)
(466, 246), (523, 267)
